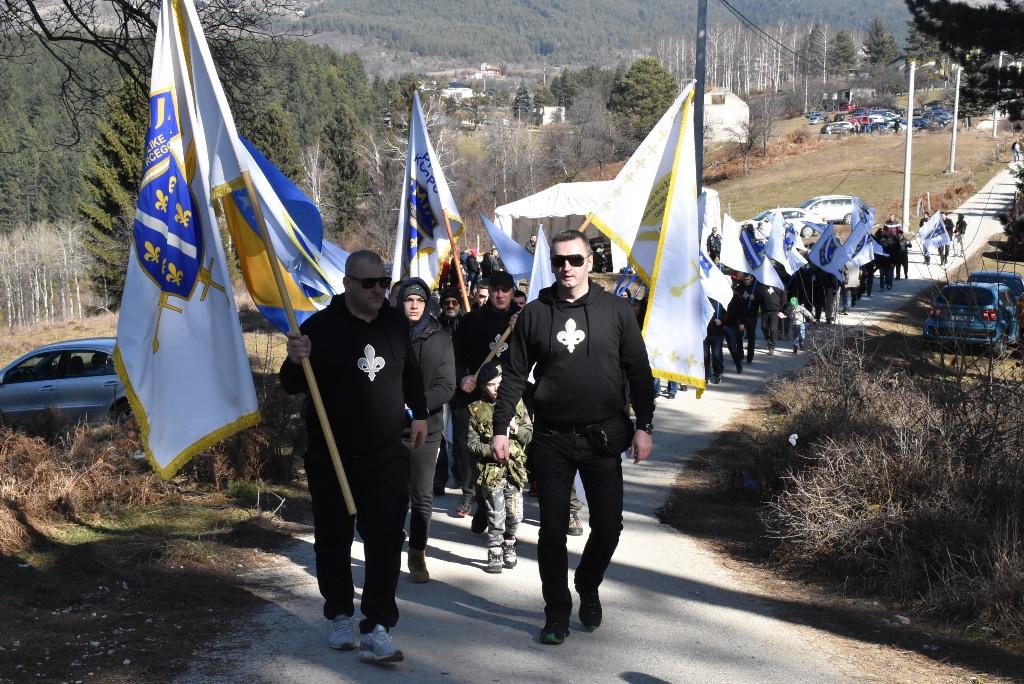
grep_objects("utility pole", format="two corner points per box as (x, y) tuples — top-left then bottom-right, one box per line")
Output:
(694, 0), (708, 196)
(948, 64), (962, 173)
(902, 60), (917, 233)
(993, 50), (1004, 139)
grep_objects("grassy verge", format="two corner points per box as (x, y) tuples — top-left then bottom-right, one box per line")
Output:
(710, 128), (1006, 221)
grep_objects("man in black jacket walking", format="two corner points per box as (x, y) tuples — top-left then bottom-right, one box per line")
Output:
(280, 250), (428, 664)
(735, 273), (760, 363)
(452, 271), (518, 516)
(758, 281), (784, 355)
(490, 230), (655, 646)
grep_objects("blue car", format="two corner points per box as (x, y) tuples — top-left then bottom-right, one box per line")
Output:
(968, 270), (1024, 302)
(899, 117), (930, 130)
(923, 283), (1020, 355)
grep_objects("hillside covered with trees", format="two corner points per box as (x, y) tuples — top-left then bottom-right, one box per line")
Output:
(301, 0), (911, 62)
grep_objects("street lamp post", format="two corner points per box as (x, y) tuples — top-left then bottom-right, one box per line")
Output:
(949, 64), (962, 173)
(992, 50), (1004, 140)
(901, 60), (917, 233)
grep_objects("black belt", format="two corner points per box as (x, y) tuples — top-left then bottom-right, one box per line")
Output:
(537, 417), (616, 435)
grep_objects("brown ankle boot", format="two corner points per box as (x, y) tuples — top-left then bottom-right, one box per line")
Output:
(408, 548), (429, 583)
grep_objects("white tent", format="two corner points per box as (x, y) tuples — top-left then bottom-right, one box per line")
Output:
(494, 181), (625, 269)
(494, 181), (720, 273)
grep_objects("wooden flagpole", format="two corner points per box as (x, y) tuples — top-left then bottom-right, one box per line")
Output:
(239, 170), (357, 516)
(442, 209), (473, 313)
(473, 322), (515, 380)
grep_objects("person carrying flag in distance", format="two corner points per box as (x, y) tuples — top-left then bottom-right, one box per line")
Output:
(490, 229), (655, 646)
(280, 250), (428, 664)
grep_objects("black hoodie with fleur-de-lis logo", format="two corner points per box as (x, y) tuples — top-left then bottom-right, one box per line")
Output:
(493, 281), (655, 436)
(279, 294), (428, 460)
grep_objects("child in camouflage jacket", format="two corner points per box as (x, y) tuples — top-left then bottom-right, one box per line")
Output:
(467, 361), (532, 573)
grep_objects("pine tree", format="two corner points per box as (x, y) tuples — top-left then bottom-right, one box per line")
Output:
(904, 18), (938, 63)
(608, 57), (678, 144)
(78, 81), (147, 309)
(512, 81), (532, 120)
(322, 102), (366, 235)
(907, 0), (1024, 117)
(533, 84), (555, 107)
(829, 29), (858, 76)
(863, 18), (899, 66)
(238, 103), (304, 181)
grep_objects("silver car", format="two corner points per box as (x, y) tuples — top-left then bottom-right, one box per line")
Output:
(0, 338), (129, 425)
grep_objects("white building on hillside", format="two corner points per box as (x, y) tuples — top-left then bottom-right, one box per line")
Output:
(703, 91), (749, 142)
(442, 82), (475, 100)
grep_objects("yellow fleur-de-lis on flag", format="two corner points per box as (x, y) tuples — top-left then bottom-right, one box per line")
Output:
(174, 203), (192, 228)
(155, 189), (169, 212)
(168, 175), (177, 193)
(144, 241), (161, 263)
(166, 262), (183, 286)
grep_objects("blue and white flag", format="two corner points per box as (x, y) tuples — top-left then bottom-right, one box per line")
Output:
(720, 213), (785, 290)
(766, 211), (806, 275)
(525, 225), (554, 302)
(919, 211), (950, 256)
(116, 0), (258, 479)
(392, 91), (463, 287)
(843, 200), (880, 268)
(697, 193), (734, 306)
(481, 214), (534, 278)
(807, 223), (849, 281)
(641, 85), (714, 395)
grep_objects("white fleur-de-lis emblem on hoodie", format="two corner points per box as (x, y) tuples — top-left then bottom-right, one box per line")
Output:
(556, 318), (586, 353)
(489, 333), (508, 357)
(357, 344), (386, 381)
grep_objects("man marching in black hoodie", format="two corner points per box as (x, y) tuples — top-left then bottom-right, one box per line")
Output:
(451, 271), (519, 516)
(491, 230), (655, 645)
(280, 250), (428, 665)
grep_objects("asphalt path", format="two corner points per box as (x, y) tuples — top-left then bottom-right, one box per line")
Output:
(179, 167), (1016, 684)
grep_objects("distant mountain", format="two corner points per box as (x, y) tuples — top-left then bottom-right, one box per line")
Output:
(299, 0), (911, 63)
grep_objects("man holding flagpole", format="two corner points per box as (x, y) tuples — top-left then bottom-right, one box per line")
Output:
(490, 230), (655, 645)
(281, 250), (428, 664)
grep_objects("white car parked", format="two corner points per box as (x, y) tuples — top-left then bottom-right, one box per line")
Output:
(750, 207), (827, 238)
(798, 195), (856, 224)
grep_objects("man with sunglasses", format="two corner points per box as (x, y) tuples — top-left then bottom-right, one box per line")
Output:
(490, 230), (655, 645)
(452, 272), (520, 517)
(280, 250), (428, 664)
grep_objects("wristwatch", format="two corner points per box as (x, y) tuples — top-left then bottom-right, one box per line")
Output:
(636, 422), (654, 435)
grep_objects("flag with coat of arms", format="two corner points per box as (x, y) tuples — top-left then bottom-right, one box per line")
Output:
(807, 222), (850, 281)
(919, 211), (951, 256)
(392, 91), (463, 286)
(585, 84), (694, 284)
(636, 83), (716, 395)
(115, 0), (260, 479)
(719, 213), (785, 290)
(766, 211), (807, 276)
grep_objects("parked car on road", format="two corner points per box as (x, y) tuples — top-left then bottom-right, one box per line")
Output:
(806, 111), (826, 124)
(0, 338), (128, 425)
(838, 102), (856, 112)
(899, 117), (930, 130)
(799, 195), (856, 224)
(923, 283), (1021, 355)
(968, 270), (1024, 301)
(820, 121), (853, 135)
(750, 207), (826, 238)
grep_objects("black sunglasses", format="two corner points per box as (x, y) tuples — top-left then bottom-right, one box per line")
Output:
(550, 254), (587, 269)
(348, 276), (391, 290)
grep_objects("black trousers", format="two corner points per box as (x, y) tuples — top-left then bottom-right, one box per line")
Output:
(760, 311), (780, 351)
(408, 434), (441, 550)
(532, 419), (627, 624)
(741, 316), (758, 360)
(433, 438), (455, 488)
(305, 444), (409, 633)
(451, 404), (474, 496)
(704, 334), (724, 378)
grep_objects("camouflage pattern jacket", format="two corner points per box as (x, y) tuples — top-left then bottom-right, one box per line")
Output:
(467, 398), (532, 489)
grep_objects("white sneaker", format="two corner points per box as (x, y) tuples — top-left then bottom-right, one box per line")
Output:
(328, 615), (356, 651)
(359, 624), (403, 663)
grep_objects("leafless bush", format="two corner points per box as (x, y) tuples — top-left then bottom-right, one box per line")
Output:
(753, 334), (1024, 634)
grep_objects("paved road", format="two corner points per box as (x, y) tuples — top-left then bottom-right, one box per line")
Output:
(179, 168), (1016, 684)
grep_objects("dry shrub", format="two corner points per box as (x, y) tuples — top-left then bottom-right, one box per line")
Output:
(752, 335), (1024, 634)
(0, 422), (174, 554)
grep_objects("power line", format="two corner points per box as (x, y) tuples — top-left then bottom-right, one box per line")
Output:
(714, 0), (823, 74)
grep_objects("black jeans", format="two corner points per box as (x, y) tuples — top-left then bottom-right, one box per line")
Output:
(433, 439), (455, 488)
(722, 326), (744, 367)
(532, 418), (628, 624)
(451, 403), (474, 496)
(760, 311), (780, 351)
(741, 316), (758, 360)
(305, 444), (409, 633)
(704, 333), (725, 378)
(408, 434), (441, 550)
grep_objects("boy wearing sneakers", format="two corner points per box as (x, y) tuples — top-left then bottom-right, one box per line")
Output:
(785, 296), (814, 354)
(467, 362), (533, 573)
